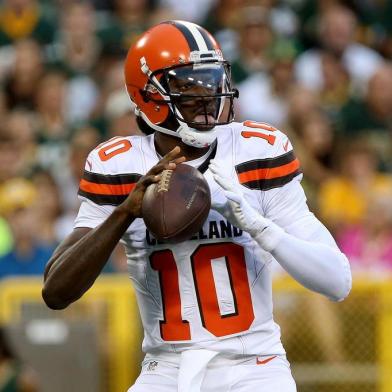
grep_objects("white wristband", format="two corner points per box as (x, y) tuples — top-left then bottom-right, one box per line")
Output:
(252, 218), (285, 252)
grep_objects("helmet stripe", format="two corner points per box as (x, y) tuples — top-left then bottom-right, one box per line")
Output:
(196, 26), (215, 51)
(178, 21), (209, 51)
(169, 21), (210, 52)
(167, 21), (199, 51)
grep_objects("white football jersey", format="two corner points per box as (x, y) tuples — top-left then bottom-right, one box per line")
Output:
(75, 121), (315, 356)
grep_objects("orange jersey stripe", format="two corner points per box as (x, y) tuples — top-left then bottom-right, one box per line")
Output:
(79, 179), (136, 195)
(238, 158), (300, 183)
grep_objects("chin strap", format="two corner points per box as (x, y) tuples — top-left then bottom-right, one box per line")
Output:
(135, 107), (217, 148)
(177, 124), (217, 148)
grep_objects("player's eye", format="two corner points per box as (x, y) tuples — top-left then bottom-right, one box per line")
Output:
(178, 82), (194, 91)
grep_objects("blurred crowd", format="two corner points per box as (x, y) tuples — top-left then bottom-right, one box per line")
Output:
(0, 0), (392, 280)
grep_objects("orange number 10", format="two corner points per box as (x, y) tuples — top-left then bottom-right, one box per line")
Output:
(150, 242), (255, 341)
(241, 120), (277, 145)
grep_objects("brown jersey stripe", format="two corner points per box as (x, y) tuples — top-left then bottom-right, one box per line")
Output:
(79, 179), (137, 196)
(82, 170), (141, 185)
(78, 170), (141, 204)
(235, 151), (301, 190)
(78, 189), (127, 206)
(236, 151), (297, 173)
(237, 158), (300, 183)
(239, 170), (302, 191)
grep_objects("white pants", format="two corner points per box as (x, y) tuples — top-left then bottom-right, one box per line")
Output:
(128, 351), (297, 392)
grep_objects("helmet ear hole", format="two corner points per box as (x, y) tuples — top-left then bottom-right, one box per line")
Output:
(140, 89), (151, 103)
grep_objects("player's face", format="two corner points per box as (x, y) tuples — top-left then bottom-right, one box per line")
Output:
(165, 64), (228, 131)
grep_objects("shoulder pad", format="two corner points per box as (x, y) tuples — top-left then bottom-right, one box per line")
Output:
(233, 121), (302, 191)
(78, 136), (143, 206)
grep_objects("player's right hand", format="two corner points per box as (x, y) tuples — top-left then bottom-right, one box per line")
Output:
(118, 146), (186, 218)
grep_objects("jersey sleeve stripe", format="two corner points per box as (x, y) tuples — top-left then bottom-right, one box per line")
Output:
(238, 170), (302, 190)
(78, 170), (142, 204)
(79, 179), (137, 196)
(78, 189), (127, 206)
(237, 158), (300, 183)
(235, 151), (302, 190)
(82, 170), (141, 185)
(235, 151), (296, 173)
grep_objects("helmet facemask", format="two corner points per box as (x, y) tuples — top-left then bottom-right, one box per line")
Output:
(139, 60), (238, 147)
(160, 62), (237, 128)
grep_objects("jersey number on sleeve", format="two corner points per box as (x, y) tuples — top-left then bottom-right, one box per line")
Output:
(241, 120), (277, 145)
(96, 137), (132, 161)
(150, 242), (255, 341)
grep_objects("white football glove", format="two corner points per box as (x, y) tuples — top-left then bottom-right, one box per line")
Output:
(209, 160), (284, 252)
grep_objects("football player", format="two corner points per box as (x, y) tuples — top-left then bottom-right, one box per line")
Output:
(42, 21), (352, 392)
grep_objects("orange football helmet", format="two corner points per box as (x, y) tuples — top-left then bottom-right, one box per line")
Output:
(124, 20), (238, 148)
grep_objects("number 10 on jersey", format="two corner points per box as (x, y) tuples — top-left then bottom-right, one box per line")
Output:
(150, 242), (255, 341)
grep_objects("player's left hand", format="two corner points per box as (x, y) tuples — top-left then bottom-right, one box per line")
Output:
(209, 160), (266, 237)
(209, 160), (284, 251)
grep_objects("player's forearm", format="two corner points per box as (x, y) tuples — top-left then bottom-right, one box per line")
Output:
(42, 207), (135, 309)
(269, 233), (352, 302)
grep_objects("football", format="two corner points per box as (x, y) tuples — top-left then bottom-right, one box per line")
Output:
(142, 164), (211, 243)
